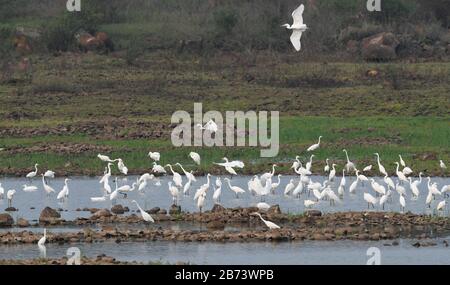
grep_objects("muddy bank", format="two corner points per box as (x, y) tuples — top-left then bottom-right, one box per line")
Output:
(0, 255), (147, 265)
(2, 207), (450, 244)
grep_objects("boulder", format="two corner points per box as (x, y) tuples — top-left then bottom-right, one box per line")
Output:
(17, 218), (30, 227)
(92, 209), (112, 219)
(206, 220), (226, 230)
(267, 205), (282, 215)
(211, 204), (226, 213)
(169, 204), (181, 215)
(39, 207), (61, 223)
(148, 207), (160, 214)
(111, 204), (125, 215)
(305, 210), (322, 217)
(362, 32), (399, 60)
(5, 207), (18, 212)
(0, 213), (14, 227)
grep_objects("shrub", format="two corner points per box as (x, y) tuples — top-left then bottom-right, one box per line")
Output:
(213, 8), (239, 36)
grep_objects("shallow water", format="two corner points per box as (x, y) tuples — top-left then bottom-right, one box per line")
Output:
(2, 238), (450, 265)
(1, 175), (449, 222)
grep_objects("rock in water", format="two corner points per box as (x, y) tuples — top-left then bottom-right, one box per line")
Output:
(0, 213), (14, 227)
(169, 204), (181, 215)
(17, 218), (30, 227)
(39, 207), (61, 223)
(111, 205), (125, 215)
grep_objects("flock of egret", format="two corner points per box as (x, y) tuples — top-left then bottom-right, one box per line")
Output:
(1, 135), (448, 233)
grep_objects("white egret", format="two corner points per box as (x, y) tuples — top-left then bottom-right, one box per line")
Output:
(224, 178), (245, 198)
(374, 153), (388, 177)
(356, 170), (369, 185)
(168, 182), (180, 205)
(304, 200), (317, 209)
(90, 196), (107, 202)
(183, 177), (193, 195)
(363, 165), (373, 172)
(379, 193), (389, 210)
(271, 174), (282, 194)
(99, 163), (113, 184)
(44, 170), (55, 179)
(307, 136), (322, 152)
(328, 164), (336, 182)
(0, 183), (4, 199)
(291, 156), (301, 171)
(6, 189), (15, 207)
(408, 177), (420, 199)
(384, 175), (395, 191)
(132, 200), (154, 223)
(189, 152), (201, 165)
(213, 184), (222, 203)
(343, 149), (356, 172)
(440, 160), (447, 170)
(41, 174), (55, 196)
(324, 159), (330, 173)
(402, 166), (413, 176)
(399, 155), (406, 167)
(256, 202), (271, 211)
(305, 155), (314, 172)
(282, 4), (308, 52)
(116, 158), (128, 175)
(364, 193), (377, 209)
(97, 154), (114, 162)
(339, 169), (346, 189)
(394, 162), (408, 184)
(26, 163), (39, 181)
(22, 184), (38, 192)
(197, 192), (207, 213)
(251, 212), (280, 230)
(37, 229), (47, 246)
(437, 200), (446, 212)
(152, 162), (166, 174)
(194, 174), (212, 201)
(148, 152), (160, 162)
(349, 178), (359, 194)
(165, 164), (183, 187)
(284, 179), (295, 196)
(399, 195), (406, 212)
(260, 164), (277, 184)
(56, 179), (70, 201)
(175, 163), (196, 182)
(292, 180), (304, 198)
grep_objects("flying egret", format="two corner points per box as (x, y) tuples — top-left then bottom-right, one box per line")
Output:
(343, 149), (356, 172)
(282, 4), (308, 52)
(165, 164), (183, 187)
(97, 154), (114, 162)
(38, 229), (47, 246)
(224, 178), (245, 198)
(307, 136), (322, 152)
(251, 212), (280, 230)
(6, 189), (15, 207)
(189, 152), (201, 165)
(26, 163), (39, 182)
(132, 200), (154, 223)
(374, 153), (388, 177)
(148, 152), (160, 161)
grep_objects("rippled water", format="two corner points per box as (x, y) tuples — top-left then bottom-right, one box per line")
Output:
(2, 239), (450, 265)
(1, 175), (449, 222)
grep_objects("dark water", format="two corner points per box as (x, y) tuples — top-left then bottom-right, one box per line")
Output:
(1, 175), (449, 222)
(1, 239), (450, 265)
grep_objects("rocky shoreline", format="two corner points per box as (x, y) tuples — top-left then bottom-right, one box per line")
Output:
(0, 254), (153, 265)
(1, 206), (450, 244)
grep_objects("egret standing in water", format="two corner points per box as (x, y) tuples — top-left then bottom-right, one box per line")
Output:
(37, 228), (47, 246)
(132, 200), (154, 223)
(251, 212), (280, 230)
(6, 189), (15, 207)
(282, 4), (308, 52)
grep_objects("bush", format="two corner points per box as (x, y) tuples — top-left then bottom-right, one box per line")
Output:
(213, 8), (239, 36)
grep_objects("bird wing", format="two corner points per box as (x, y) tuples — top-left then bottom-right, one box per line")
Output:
(291, 4), (304, 26)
